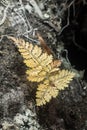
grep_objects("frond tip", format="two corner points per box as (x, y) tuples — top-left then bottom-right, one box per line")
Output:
(8, 36), (75, 106)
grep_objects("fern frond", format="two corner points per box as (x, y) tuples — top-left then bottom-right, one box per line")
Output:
(36, 70), (75, 106)
(8, 36), (75, 106)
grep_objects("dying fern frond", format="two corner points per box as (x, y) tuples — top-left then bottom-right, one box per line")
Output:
(8, 36), (75, 106)
(37, 33), (53, 55)
(36, 70), (75, 106)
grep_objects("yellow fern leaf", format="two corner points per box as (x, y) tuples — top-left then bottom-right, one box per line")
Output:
(36, 70), (75, 106)
(36, 81), (58, 106)
(8, 37), (53, 82)
(49, 69), (75, 90)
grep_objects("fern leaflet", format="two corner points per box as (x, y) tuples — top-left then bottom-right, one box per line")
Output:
(36, 70), (75, 106)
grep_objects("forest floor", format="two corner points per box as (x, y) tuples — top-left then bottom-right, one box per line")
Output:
(0, 0), (87, 130)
